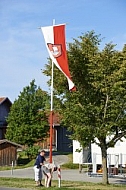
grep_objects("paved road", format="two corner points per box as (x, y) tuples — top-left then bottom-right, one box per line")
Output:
(0, 167), (126, 185)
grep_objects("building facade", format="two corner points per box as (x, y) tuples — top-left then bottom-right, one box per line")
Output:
(0, 97), (12, 139)
(0, 139), (22, 166)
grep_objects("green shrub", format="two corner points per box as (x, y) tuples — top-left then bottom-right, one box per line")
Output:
(25, 145), (40, 160)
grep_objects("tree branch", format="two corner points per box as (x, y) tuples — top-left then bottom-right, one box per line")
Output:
(103, 94), (109, 121)
(107, 131), (126, 148)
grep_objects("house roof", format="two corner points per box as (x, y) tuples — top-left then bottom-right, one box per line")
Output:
(0, 97), (12, 105)
(0, 97), (6, 104)
(0, 139), (22, 148)
(48, 112), (61, 126)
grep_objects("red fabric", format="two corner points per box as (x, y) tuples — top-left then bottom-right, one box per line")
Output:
(53, 25), (73, 84)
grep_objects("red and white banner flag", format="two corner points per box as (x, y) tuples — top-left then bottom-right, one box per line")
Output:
(41, 24), (75, 91)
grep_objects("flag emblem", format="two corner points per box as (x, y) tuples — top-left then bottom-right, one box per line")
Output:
(47, 43), (62, 58)
(41, 24), (75, 91)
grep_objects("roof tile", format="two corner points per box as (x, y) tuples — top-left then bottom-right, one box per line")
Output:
(0, 97), (6, 104)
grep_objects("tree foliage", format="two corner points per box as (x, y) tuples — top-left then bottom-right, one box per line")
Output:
(25, 145), (40, 160)
(43, 31), (126, 184)
(6, 80), (50, 146)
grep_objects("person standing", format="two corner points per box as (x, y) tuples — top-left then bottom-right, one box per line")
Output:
(33, 149), (46, 186)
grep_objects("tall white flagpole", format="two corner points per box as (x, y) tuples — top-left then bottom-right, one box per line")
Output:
(49, 19), (55, 163)
(51, 19), (55, 112)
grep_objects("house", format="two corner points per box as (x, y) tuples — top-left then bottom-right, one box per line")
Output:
(55, 125), (73, 152)
(0, 139), (22, 166)
(51, 112), (73, 152)
(0, 96), (72, 153)
(0, 97), (12, 139)
(73, 139), (126, 175)
(39, 112), (73, 152)
(0, 97), (22, 166)
(91, 138), (126, 174)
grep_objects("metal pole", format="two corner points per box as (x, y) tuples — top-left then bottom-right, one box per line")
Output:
(58, 165), (61, 188)
(11, 161), (13, 175)
(49, 19), (55, 164)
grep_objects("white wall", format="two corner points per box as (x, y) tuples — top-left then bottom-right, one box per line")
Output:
(73, 140), (92, 164)
(73, 138), (126, 167)
(73, 140), (83, 164)
(91, 138), (126, 166)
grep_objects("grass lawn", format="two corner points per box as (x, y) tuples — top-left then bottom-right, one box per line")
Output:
(0, 150), (35, 171)
(0, 177), (126, 190)
(0, 159), (35, 171)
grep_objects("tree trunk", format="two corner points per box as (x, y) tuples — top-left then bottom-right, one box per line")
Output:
(101, 143), (109, 184)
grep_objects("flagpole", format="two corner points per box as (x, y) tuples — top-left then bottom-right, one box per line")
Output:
(49, 19), (55, 163)
(41, 21), (75, 163)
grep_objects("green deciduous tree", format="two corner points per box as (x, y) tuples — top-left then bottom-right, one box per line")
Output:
(6, 80), (50, 146)
(43, 31), (126, 184)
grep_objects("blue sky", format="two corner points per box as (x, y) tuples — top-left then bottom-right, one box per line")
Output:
(0, 0), (126, 102)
